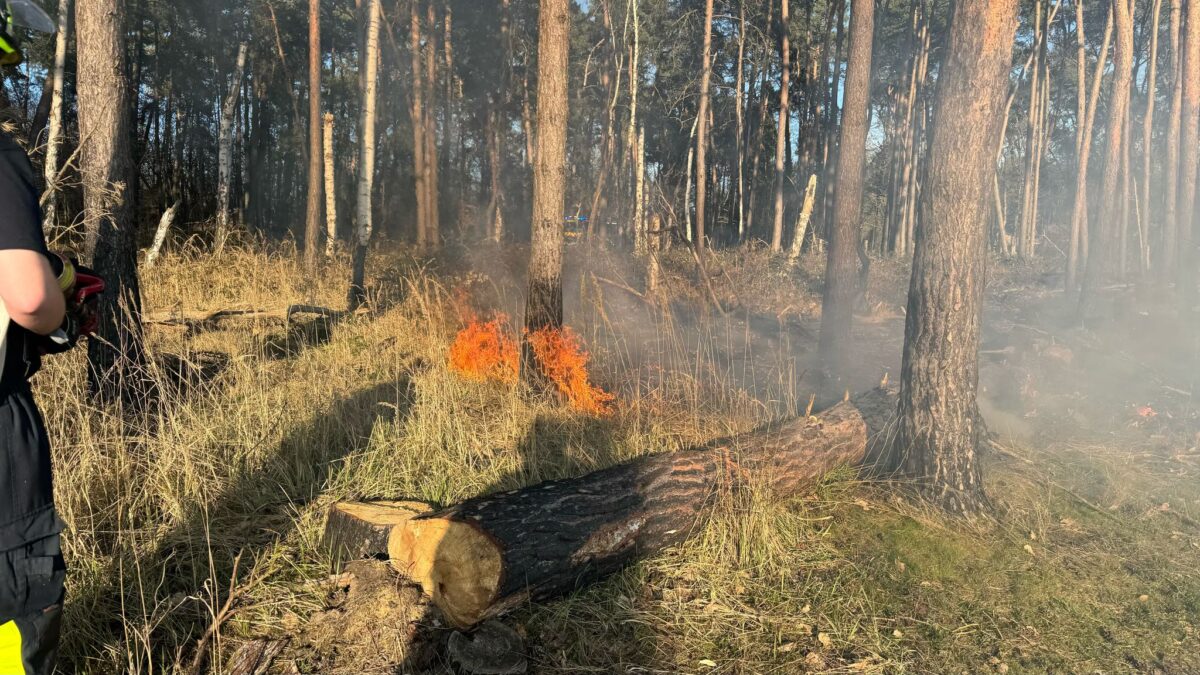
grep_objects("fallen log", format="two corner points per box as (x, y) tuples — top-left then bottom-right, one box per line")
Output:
(324, 388), (897, 628)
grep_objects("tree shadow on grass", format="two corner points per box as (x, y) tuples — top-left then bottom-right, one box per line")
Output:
(61, 375), (420, 672)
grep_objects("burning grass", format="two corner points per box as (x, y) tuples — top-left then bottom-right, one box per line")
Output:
(447, 314), (519, 385)
(448, 312), (614, 416)
(527, 325), (615, 416)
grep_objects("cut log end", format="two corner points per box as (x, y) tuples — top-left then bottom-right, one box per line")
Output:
(323, 500), (435, 569)
(389, 517), (504, 628)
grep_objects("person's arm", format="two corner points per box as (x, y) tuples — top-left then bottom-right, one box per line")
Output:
(0, 249), (66, 335)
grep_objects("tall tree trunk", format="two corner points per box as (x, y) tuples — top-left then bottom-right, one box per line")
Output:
(323, 112), (337, 257)
(77, 0), (149, 405)
(1163, 0), (1183, 279)
(627, 0), (640, 244)
(683, 114), (698, 242)
(350, 0), (381, 310)
(486, 98), (505, 242)
(1080, 0), (1134, 317)
(634, 125), (646, 254)
(1142, 0), (1164, 275)
(771, 0), (791, 252)
(424, 0), (441, 248)
(42, 0), (70, 232)
(305, 0), (324, 268)
(890, 0), (1020, 516)
(410, 0), (428, 249)
(817, 0), (874, 383)
(694, 0), (715, 253)
(1067, 4), (1113, 291)
(735, 1), (747, 243)
(1177, 0), (1200, 304)
(216, 42), (249, 253)
(522, 0), (571, 383)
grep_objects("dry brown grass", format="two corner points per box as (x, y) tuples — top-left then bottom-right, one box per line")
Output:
(30, 243), (1200, 674)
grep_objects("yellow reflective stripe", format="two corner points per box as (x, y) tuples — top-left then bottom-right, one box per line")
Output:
(0, 36), (13, 55)
(0, 620), (24, 675)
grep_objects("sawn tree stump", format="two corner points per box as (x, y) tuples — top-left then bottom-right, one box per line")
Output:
(324, 388), (897, 628)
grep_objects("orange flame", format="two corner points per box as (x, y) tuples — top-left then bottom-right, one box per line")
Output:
(448, 315), (519, 385)
(528, 326), (615, 416)
(448, 312), (615, 416)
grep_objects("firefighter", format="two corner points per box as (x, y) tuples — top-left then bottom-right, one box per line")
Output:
(0, 2), (101, 673)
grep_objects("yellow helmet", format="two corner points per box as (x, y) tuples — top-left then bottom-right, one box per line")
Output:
(0, 0), (56, 67)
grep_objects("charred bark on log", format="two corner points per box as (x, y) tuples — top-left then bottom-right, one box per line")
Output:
(324, 389), (897, 628)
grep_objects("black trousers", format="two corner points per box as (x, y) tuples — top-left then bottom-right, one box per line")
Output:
(0, 384), (63, 675)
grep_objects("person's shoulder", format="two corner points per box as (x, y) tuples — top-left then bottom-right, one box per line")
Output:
(0, 130), (20, 152)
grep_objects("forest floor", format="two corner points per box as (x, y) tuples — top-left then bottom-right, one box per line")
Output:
(37, 240), (1200, 674)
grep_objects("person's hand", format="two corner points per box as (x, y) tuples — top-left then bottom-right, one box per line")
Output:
(38, 254), (105, 355)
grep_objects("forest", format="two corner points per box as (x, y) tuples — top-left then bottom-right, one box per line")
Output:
(1, 0), (1199, 672)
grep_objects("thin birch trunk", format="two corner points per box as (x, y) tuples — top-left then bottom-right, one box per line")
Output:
(145, 201), (180, 268)
(634, 125), (646, 254)
(684, 114), (698, 243)
(216, 42), (248, 253)
(789, 174), (818, 261)
(42, 0), (70, 231)
(350, 0), (381, 309)
(324, 112), (337, 257)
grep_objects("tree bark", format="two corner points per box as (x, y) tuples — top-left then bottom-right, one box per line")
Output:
(890, 0), (1019, 516)
(216, 42), (249, 253)
(522, 0), (571, 383)
(410, 0), (429, 249)
(323, 112), (337, 257)
(694, 0), (715, 252)
(1068, 4), (1113, 292)
(144, 201), (180, 268)
(1080, 0), (1134, 317)
(326, 389), (897, 629)
(789, 174), (818, 261)
(1163, 0), (1183, 279)
(1142, 0), (1164, 275)
(77, 0), (150, 405)
(634, 126), (646, 254)
(486, 98), (505, 242)
(1177, 0), (1200, 304)
(771, 0), (791, 252)
(424, 0), (441, 249)
(735, 1), (747, 242)
(818, 0), (873, 383)
(350, 0), (381, 311)
(41, 0), (70, 232)
(305, 0), (324, 269)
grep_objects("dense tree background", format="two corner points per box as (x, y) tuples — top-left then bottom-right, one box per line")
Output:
(0, 0), (1186, 294)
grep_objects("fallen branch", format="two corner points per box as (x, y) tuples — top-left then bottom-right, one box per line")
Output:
(325, 388), (897, 628)
(145, 305), (344, 330)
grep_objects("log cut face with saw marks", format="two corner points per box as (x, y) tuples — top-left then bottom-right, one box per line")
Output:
(341, 388), (896, 629)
